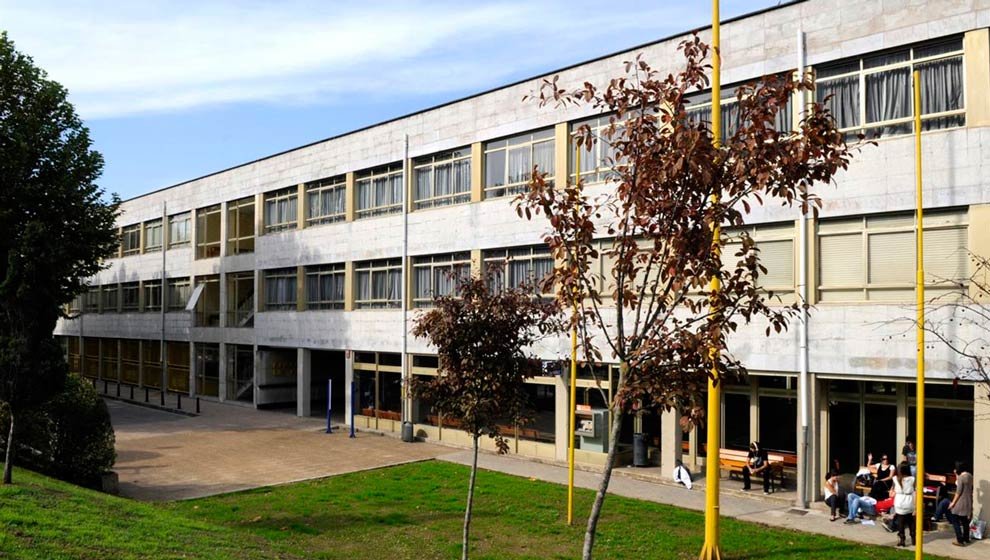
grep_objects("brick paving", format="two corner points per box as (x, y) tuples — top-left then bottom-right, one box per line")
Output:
(107, 398), (447, 501)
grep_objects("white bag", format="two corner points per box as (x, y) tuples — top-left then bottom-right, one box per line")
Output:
(971, 518), (986, 541)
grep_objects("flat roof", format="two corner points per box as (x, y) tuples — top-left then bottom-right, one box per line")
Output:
(123, 0), (807, 203)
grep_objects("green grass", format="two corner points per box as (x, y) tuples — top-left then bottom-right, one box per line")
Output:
(0, 462), (944, 560)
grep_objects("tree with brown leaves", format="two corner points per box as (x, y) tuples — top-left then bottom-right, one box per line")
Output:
(517, 36), (861, 559)
(410, 271), (562, 560)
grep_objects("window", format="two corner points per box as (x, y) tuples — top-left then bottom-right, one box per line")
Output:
(355, 258), (402, 309)
(686, 79), (793, 139)
(817, 210), (968, 302)
(412, 252), (471, 307)
(143, 220), (163, 252)
(305, 263), (345, 310)
(413, 148), (471, 209)
(722, 223), (796, 296)
(121, 282), (140, 312)
(167, 277), (191, 311)
(226, 196), (255, 255)
(101, 284), (118, 313)
(483, 245), (554, 294)
(356, 164), (403, 218)
(84, 286), (100, 313)
(264, 268), (297, 310)
(226, 272), (255, 327)
(484, 128), (554, 198)
(306, 176), (346, 225)
(570, 115), (623, 184)
(168, 212), (191, 248)
(143, 281), (162, 312)
(264, 187), (298, 233)
(194, 343), (220, 398)
(195, 275), (220, 327)
(121, 225), (141, 256)
(196, 204), (221, 259)
(815, 37), (964, 139)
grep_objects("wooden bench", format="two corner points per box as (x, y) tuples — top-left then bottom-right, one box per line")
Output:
(718, 448), (788, 492)
(767, 451), (797, 489)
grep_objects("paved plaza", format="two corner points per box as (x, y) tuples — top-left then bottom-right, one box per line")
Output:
(107, 398), (447, 501)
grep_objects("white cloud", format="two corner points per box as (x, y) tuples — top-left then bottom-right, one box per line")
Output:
(2, 0), (724, 119)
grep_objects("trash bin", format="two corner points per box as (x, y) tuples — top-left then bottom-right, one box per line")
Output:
(401, 421), (415, 443)
(632, 433), (648, 467)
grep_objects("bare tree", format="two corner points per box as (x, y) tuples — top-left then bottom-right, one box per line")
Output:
(517, 36), (860, 559)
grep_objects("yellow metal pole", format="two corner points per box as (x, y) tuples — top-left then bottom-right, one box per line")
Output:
(699, 1), (722, 559)
(567, 144), (581, 525)
(912, 69), (926, 559)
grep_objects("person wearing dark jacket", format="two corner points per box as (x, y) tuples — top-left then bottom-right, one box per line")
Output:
(743, 441), (771, 494)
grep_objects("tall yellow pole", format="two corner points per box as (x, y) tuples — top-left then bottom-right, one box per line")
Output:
(567, 144), (581, 525)
(699, 1), (722, 559)
(912, 69), (926, 559)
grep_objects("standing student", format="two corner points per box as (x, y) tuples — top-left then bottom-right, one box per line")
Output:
(891, 462), (916, 547)
(743, 441), (770, 494)
(901, 438), (917, 477)
(947, 460), (973, 547)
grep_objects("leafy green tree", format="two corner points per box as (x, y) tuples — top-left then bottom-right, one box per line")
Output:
(0, 32), (120, 484)
(411, 271), (561, 560)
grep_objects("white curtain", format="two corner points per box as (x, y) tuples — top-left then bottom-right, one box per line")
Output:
(415, 267), (432, 300)
(865, 67), (911, 135)
(389, 174), (403, 208)
(415, 168), (432, 202)
(919, 57), (964, 120)
(816, 75), (860, 130)
(532, 257), (554, 287)
(435, 163), (452, 198)
(533, 140), (555, 177)
(507, 146), (530, 185)
(387, 268), (402, 305)
(453, 159), (471, 195)
(434, 266), (454, 297)
(307, 191), (320, 220)
(374, 177), (388, 208)
(357, 270), (371, 301)
(357, 180), (373, 212)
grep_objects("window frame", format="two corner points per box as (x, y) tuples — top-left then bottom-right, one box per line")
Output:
(354, 258), (402, 309)
(143, 281), (162, 312)
(143, 219), (163, 253)
(195, 204), (222, 259)
(413, 148), (472, 210)
(412, 252), (471, 307)
(263, 267), (298, 311)
(121, 225), (141, 256)
(305, 263), (346, 310)
(305, 176), (347, 225)
(226, 196), (256, 255)
(355, 164), (404, 219)
(101, 284), (118, 313)
(814, 37), (965, 140)
(483, 128), (555, 199)
(121, 282), (140, 312)
(167, 277), (191, 311)
(482, 245), (554, 295)
(168, 212), (191, 248)
(263, 187), (299, 233)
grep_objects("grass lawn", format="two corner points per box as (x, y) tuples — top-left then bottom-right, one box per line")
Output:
(1, 461), (944, 560)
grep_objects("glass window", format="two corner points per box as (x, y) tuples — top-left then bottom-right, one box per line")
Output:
(143, 220), (163, 252)
(305, 263), (345, 310)
(264, 187), (298, 233)
(570, 115), (624, 184)
(195, 204), (221, 259)
(226, 271), (255, 327)
(306, 176), (347, 225)
(227, 196), (255, 255)
(354, 258), (402, 309)
(194, 343), (220, 398)
(413, 148), (471, 209)
(143, 280), (162, 312)
(263, 268), (297, 310)
(815, 37), (964, 139)
(686, 79), (793, 140)
(722, 223), (796, 296)
(167, 277), (191, 311)
(356, 164), (403, 218)
(412, 252), (471, 307)
(195, 275), (221, 327)
(168, 212), (191, 248)
(121, 225), (141, 256)
(483, 128), (554, 199)
(101, 284), (118, 313)
(84, 286), (101, 313)
(483, 245), (554, 294)
(121, 282), (140, 312)
(817, 210), (968, 302)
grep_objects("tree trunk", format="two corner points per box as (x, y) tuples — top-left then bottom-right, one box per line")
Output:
(3, 412), (14, 485)
(581, 403), (625, 560)
(462, 434), (480, 560)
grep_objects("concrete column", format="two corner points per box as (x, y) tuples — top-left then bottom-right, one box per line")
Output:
(973, 384), (990, 522)
(116, 339), (122, 382)
(344, 350), (355, 424)
(219, 200), (228, 258)
(660, 409), (683, 478)
(470, 142), (484, 203)
(137, 339), (144, 388)
(964, 29), (990, 128)
(554, 375), (569, 462)
(807, 373), (822, 502)
(252, 345), (261, 409)
(896, 383), (908, 448)
(297, 347), (311, 417)
(188, 341), (196, 397)
(749, 377), (759, 444)
(97, 338), (103, 380)
(688, 425), (699, 470)
(553, 122), (569, 187)
(297, 183), (307, 229)
(218, 343), (228, 402)
(345, 172), (356, 222)
(343, 262), (355, 311)
(219, 272), (228, 328)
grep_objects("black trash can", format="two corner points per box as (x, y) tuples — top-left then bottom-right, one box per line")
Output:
(632, 432), (648, 467)
(401, 421), (415, 443)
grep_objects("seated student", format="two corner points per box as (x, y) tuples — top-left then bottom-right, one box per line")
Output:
(824, 471), (844, 521)
(870, 454), (895, 500)
(844, 492), (879, 524)
(743, 441), (771, 494)
(855, 453), (876, 489)
(672, 459), (692, 490)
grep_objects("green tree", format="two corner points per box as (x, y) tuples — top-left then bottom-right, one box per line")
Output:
(517, 37), (860, 559)
(0, 31), (120, 484)
(411, 271), (561, 560)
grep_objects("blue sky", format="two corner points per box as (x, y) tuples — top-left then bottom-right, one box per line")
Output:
(3, 0), (779, 200)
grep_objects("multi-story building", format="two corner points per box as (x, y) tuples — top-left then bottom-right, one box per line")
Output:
(55, 0), (989, 513)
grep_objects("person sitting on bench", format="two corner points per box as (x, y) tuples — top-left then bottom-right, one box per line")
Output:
(743, 441), (770, 494)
